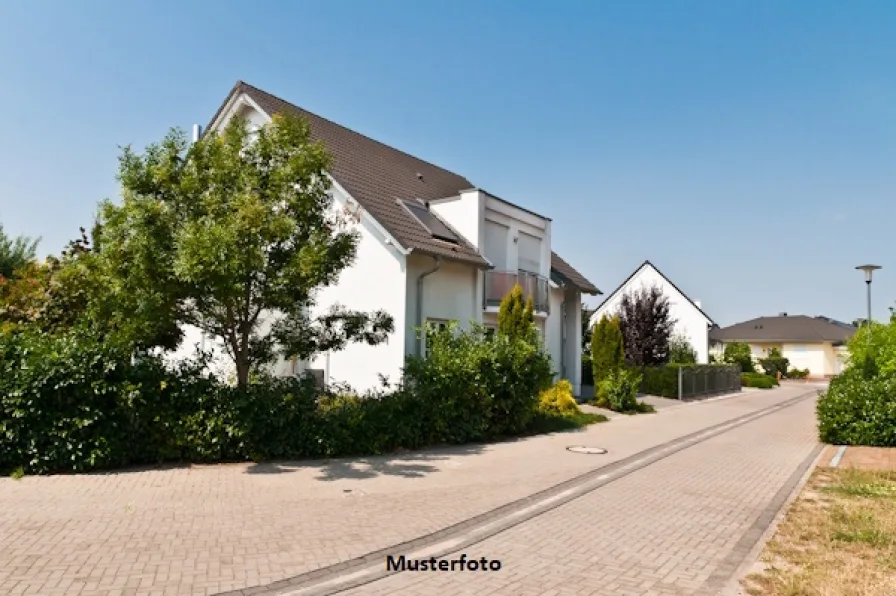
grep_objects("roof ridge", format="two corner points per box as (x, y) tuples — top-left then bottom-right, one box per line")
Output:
(237, 80), (474, 185)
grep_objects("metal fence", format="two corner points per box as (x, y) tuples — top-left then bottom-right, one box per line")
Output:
(677, 364), (741, 400)
(639, 364), (742, 400)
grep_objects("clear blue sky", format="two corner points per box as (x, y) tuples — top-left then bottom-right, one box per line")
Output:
(1, 1), (894, 326)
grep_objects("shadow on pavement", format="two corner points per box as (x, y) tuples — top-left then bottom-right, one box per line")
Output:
(245, 443), (487, 481)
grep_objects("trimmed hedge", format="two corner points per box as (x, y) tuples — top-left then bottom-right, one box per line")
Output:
(0, 324), (562, 475)
(817, 368), (896, 446)
(741, 372), (778, 389)
(640, 364), (742, 398)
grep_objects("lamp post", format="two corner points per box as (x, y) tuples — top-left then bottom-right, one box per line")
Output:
(856, 265), (882, 333)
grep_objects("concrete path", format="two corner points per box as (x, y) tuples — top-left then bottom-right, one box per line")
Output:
(0, 385), (821, 596)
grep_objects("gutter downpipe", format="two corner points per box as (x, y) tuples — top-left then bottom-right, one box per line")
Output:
(416, 256), (442, 356)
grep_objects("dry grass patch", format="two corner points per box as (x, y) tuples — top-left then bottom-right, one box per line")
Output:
(742, 467), (896, 596)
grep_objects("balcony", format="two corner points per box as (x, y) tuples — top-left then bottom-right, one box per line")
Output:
(484, 270), (550, 314)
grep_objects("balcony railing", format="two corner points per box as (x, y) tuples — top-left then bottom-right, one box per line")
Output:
(484, 270), (550, 314)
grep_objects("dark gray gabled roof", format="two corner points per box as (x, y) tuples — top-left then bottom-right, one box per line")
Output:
(709, 315), (857, 343)
(206, 81), (599, 292)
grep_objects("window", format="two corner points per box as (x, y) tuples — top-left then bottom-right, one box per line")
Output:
(518, 232), (541, 274)
(402, 200), (459, 244)
(484, 220), (509, 269)
(484, 325), (497, 339)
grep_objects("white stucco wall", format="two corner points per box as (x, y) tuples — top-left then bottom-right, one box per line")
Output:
(304, 186), (409, 391)
(405, 254), (480, 358)
(429, 190), (485, 250)
(590, 264), (711, 364)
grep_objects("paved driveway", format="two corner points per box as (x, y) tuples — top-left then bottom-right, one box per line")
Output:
(0, 385), (821, 596)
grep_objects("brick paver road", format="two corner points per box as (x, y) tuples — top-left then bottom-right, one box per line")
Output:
(0, 386), (819, 595)
(340, 394), (820, 596)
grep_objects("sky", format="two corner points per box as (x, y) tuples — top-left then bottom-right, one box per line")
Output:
(1, 0), (894, 326)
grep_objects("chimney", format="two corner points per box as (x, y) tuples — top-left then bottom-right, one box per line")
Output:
(694, 300), (701, 309)
(192, 124), (202, 143)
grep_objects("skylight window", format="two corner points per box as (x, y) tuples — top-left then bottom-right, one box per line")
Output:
(402, 200), (459, 244)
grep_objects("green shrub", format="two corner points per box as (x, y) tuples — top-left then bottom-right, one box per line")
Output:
(537, 379), (580, 417)
(591, 314), (624, 389)
(847, 319), (896, 377)
(787, 367), (810, 379)
(640, 366), (679, 398)
(0, 322), (557, 475)
(741, 372), (778, 389)
(723, 342), (755, 373)
(817, 368), (896, 446)
(403, 323), (553, 441)
(597, 368), (642, 412)
(758, 347), (789, 378)
(668, 333), (697, 364)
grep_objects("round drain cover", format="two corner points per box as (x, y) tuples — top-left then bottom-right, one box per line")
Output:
(566, 446), (607, 455)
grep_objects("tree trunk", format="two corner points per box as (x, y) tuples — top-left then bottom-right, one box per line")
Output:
(235, 353), (251, 389)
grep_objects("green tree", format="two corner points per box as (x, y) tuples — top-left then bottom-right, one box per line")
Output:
(97, 113), (393, 387)
(0, 224), (39, 279)
(668, 333), (697, 364)
(722, 342), (755, 373)
(590, 314), (624, 386)
(497, 284), (536, 342)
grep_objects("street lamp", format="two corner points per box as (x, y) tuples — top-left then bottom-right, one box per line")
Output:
(856, 264), (882, 331)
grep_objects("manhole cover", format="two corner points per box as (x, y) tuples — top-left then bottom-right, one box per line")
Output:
(566, 446), (607, 455)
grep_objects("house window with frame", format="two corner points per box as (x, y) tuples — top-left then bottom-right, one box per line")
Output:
(484, 325), (497, 339)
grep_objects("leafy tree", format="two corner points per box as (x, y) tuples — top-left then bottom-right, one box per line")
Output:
(497, 284), (536, 342)
(97, 113), (393, 387)
(722, 342), (755, 373)
(590, 314), (624, 386)
(668, 332), (697, 364)
(616, 285), (675, 367)
(0, 224), (39, 279)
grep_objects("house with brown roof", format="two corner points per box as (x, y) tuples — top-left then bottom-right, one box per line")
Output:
(709, 314), (856, 377)
(176, 81), (600, 393)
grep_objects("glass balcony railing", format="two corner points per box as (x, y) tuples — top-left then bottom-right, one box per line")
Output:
(484, 270), (550, 314)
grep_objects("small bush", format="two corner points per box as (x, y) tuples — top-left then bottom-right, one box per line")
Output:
(597, 368), (642, 412)
(787, 367), (810, 379)
(741, 372), (778, 389)
(669, 333), (697, 364)
(817, 368), (896, 446)
(538, 379), (580, 417)
(759, 347), (789, 378)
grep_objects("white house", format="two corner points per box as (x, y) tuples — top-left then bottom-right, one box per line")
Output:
(709, 314), (855, 378)
(171, 81), (601, 394)
(588, 260), (713, 363)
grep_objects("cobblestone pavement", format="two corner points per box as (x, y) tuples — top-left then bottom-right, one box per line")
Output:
(0, 386), (817, 595)
(340, 394), (820, 596)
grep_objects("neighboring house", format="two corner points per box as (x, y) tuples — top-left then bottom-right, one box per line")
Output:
(172, 81), (601, 394)
(588, 261), (714, 364)
(708, 314), (856, 377)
